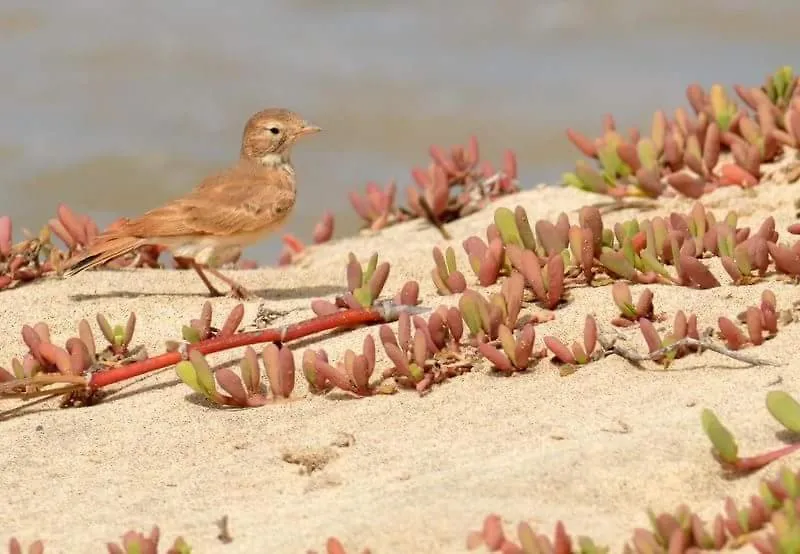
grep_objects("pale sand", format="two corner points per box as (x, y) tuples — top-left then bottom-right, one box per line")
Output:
(3, 163), (800, 553)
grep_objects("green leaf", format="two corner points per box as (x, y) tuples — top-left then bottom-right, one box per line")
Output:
(661, 334), (678, 366)
(175, 361), (204, 395)
(173, 538), (193, 554)
(620, 303), (637, 319)
(572, 342), (588, 365)
(578, 536), (608, 554)
(602, 228), (615, 248)
(772, 66), (794, 103)
(364, 253), (378, 284)
(181, 325), (202, 344)
(514, 206), (537, 251)
(640, 250), (672, 280)
(239, 358), (255, 394)
(353, 286), (373, 308)
(563, 171), (589, 191)
(445, 246), (458, 275)
(710, 85), (735, 132)
(458, 293), (483, 336)
(12, 358), (24, 380)
(621, 236), (636, 267)
(189, 350), (216, 399)
(766, 390), (800, 433)
(96, 313), (115, 344)
(737, 507), (751, 534)
(498, 325), (517, 364)
(112, 324), (125, 346)
(599, 250), (638, 281)
(759, 480), (781, 509)
(716, 229), (735, 259)
(780, 466), (800, 499)
(516, 522), (538, 553)
(637, 138), (658, 170)
(622, 219), (640, 238)
(734, 244), (752, 276)
(494, 207), (522, 247)
(597, 132), (630, 178)
(701, 408), (738, 463)
(431, 267), (450, 294)
(467, 254), (482, 278)
(575, 161), (609, 192)
(724, 211), (738, 229)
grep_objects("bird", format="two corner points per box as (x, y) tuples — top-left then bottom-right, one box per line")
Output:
(63, 108), (321, 299)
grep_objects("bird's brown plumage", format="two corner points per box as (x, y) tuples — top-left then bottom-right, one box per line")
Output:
(63, 108), (320, 298)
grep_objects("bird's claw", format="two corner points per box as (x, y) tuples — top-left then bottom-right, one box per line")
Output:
(226, 285), (254, 300)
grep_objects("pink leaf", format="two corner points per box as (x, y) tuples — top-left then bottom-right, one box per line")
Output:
(544, 336), (576, 364)
(215, 368), (248, 406)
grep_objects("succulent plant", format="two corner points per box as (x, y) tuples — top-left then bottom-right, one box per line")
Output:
(702, 389), (800, 474)
(458, 275), (523, 342)
(431, 245), (467, 295)
(543, 314), (599, 368)
(106, 526), (191, 554)
(311, 252), (391, 315)
(300, 335), (383, 397)
(175, 347), (270, 407)
(717, 290), (778, 350)
(463, 235), (506, 286)
(610, 282), (657, 327)
(305, 537), (372, 554)
(378, 306), (468, 393)
(277, 211), (335, 265)
(562, 67), (800, 199)
(638, 310), (699, 365)
(349, 180), (398, 231)
(467, 513), (606, 554)
(6, 539), (44, 554)
(477, 323), (545, 375)
(170, 301), (244, 346)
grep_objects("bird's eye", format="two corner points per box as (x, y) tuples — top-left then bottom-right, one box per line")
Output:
(268, 127), (281, 135)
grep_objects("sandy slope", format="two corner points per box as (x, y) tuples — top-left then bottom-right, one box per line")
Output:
(2, 170), (800, 553)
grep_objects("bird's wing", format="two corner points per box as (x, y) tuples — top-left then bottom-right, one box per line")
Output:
(115, 164), (296, 238)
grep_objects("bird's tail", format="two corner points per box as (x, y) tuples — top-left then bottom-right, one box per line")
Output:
(63, 235), (148, 277)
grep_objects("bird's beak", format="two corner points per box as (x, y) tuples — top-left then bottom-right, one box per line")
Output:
(297, 122), (322, 137)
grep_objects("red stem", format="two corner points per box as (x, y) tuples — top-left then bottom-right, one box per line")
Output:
(733, 443), (800, 472)
(88, 307), (395, 390)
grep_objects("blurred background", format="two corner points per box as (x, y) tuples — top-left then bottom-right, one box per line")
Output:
(0, 1), (799, 262)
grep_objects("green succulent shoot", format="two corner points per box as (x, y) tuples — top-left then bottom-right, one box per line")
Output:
(709, 84), (738, 132)
(766, 65), (796, 108)
(701, 408), (738, 465)
(766, 390), (800, 434)
(346, 252), (390, 308)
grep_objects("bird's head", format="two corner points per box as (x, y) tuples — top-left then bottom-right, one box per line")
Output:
(240, 108), (321, 166)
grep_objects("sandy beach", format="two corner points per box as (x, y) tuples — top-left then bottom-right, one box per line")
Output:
(2, 170), (800, 552)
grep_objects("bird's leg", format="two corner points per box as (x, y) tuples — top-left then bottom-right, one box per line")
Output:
(187, 260), (225, 297)
(201, 265), (254, 300)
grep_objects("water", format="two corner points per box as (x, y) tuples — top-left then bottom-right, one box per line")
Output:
(0, 1), (798, 262)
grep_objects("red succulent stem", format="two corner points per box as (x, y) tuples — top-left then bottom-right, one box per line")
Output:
(88, 307), (401, 390)
(730, 443), (800, 473)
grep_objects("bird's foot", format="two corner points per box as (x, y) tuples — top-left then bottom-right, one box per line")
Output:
(226, 283), (255, 300)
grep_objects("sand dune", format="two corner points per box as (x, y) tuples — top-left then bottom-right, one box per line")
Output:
(2, 173), (799, 552)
